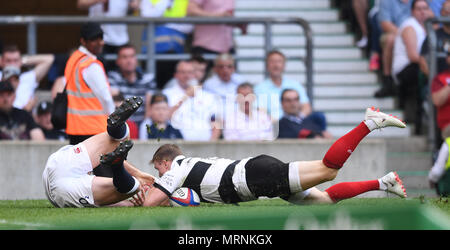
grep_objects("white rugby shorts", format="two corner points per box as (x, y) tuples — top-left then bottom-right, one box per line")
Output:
(42, 143), (97, 208)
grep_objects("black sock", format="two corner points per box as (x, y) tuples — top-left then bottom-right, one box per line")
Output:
(107, 123), (129, 140)
(110, 161), (139, 194)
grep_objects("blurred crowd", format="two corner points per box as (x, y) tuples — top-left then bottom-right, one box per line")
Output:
(0, 0), (331, 144)
(341, 0), (448, 138)
(1, 0), (450, 145)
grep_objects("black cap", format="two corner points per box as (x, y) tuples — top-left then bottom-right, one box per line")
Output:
(0, 81), (14, 93)
(80, 22), (104, 41)
(37, 101), (52, 115)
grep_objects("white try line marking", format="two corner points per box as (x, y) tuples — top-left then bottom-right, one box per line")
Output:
(0, 219), (51, 229)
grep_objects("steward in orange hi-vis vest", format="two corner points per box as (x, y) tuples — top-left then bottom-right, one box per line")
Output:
(65, 49), (109, 135)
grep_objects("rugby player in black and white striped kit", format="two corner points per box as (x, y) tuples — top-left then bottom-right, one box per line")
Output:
(143, 107), (408, 206)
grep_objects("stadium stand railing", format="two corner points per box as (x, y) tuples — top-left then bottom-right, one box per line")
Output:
(0, 16), (314, 105)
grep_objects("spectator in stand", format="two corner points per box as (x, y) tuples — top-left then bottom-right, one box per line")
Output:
(203, 53), (245, 100)
(374, 0), (412, 98)
(65, 22), (116, 146)
(112, 92), (139, 139)
(77, 0), (140, 71)
(140, 92), (183, 140)
(368, 0), (382, 71)
(163, 55), (208, 92)
(392, 0), (431, 134)
(33, 101), (68, 141)
(140, 0), (193, 89)
(352, 0), (370, 48)
(163, 60), (221, 141)
(1, 45), (54, 112)
(162, 59), (197, 90)
(254, 50), (311, 120)
(108, 44), (156, 126)
(0, 81), (45, 141)
(187, 0), (247, 72)
(190, 53), (208, 84)
(278, 89), (332, 139)
(420, 0), (450, 76)
(431, 57), (450, 140)
(1, 65), (21, 92)
(223, 82), (274, 141)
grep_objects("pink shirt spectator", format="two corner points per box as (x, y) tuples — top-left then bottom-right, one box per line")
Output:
(191, 0), (235, 53)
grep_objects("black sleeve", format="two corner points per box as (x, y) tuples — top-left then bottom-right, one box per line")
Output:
(153, 183), (172, 197)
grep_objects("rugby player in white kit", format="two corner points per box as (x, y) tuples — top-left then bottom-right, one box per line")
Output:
(42, 96), (154, 208)
(142, 107), (408, 206)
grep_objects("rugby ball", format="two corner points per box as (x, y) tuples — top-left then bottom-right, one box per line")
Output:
(169, 187), (200, 207)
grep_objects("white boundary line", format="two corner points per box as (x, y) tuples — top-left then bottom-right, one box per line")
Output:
(0, 219), (51, 229)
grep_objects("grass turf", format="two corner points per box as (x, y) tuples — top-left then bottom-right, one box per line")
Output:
(0, 197), (449, 229)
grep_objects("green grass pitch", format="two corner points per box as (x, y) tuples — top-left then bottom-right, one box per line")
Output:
(1, 197), (449, 230)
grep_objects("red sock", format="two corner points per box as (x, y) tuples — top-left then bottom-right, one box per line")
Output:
(322, 122), (370, 169)
(325, 180), (380, 203)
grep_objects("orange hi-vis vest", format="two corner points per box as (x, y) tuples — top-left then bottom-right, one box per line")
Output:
(65, 49), (108, 135)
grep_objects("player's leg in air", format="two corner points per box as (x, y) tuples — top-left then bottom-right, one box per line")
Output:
(284, 107), (407, 204)
(82, 96), (144, 206)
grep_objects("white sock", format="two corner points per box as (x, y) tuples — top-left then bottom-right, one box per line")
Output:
(364, 119), (378, 131)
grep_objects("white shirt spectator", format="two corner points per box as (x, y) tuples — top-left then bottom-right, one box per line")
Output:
(163, 84), (220, 141)
(0, 70), (38, 110)
(392, 16), (427, 76)
(223, 104), (274, 141)
(203, 73), (245, 99)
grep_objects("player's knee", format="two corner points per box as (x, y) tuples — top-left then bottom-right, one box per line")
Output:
(323, 168), (338, 182)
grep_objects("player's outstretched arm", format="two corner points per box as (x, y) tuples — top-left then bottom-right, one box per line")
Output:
(124, 160), (156, 186)
(143, 187), (170, 207)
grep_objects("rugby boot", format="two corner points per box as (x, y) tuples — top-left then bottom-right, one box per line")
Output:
(380, 171), (407, 198)
(100, 140), (134, 166)
(107, 96), (143, 128)
(365, 107), (406, 129)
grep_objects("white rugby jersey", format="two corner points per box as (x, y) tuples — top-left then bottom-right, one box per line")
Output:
(154, 155), (255, 203)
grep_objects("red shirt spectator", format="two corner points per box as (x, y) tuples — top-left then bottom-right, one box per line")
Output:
(431, 69), (450, 138)
(126, 120), (139, 139)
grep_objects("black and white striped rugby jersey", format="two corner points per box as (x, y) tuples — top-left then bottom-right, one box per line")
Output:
(153, 155), (255, 203)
